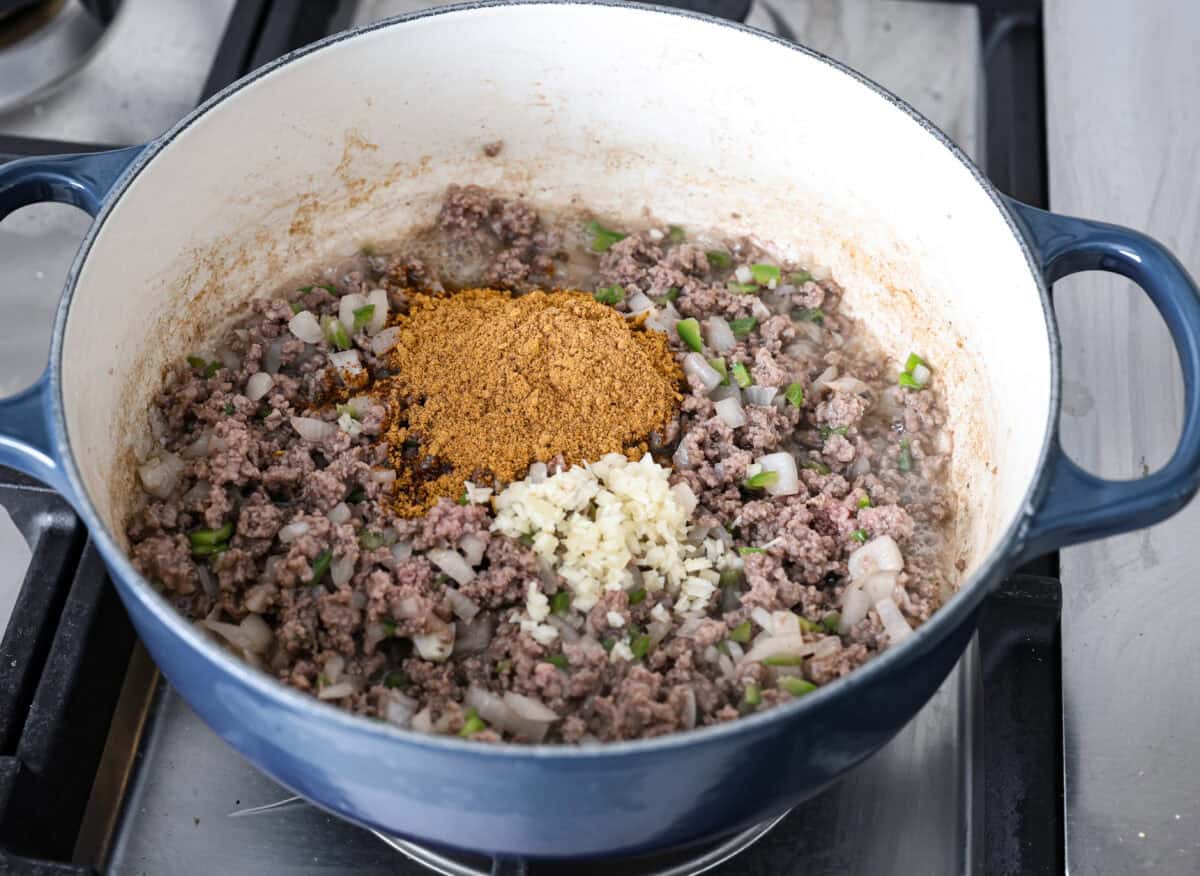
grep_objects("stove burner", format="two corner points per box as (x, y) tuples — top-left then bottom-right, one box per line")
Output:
(0, 0), (112, 112)
(373, 810), (790, 876)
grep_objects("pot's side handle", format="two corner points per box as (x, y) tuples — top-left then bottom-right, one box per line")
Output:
(0, 146), (147, 497)
(1006, 197), (1200, 562)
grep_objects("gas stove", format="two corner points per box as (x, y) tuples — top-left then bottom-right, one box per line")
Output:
(0, 2), (1060, 874)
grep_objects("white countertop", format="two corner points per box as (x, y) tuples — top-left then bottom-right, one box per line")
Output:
(1047, 1), (1200, 872)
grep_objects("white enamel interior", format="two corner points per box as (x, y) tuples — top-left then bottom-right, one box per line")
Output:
(60, 4), (1050, 587)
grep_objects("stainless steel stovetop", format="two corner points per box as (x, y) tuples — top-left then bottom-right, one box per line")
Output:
(81, 643), (979, 874)
(0, 2), (1062, 875)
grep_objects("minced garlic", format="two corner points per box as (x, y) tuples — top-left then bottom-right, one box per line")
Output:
(492, 453), (725, 616)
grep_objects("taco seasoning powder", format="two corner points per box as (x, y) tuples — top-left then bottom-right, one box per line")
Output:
(382, 288), (682, 515)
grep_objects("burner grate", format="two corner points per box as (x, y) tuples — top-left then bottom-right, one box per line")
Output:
(375, 811), (788, 876)
(0, 476), (136, 874)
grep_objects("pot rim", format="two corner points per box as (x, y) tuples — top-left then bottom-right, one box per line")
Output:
(47, 0), (1061, 760)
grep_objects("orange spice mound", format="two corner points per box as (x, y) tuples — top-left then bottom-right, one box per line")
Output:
(382, 288), (682, 516)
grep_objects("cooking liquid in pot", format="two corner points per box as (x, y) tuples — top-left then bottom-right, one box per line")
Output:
(124, 184), (955, 743)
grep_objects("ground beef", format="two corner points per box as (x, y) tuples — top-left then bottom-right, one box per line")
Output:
(416, 499), (489, 549)
(858, 504), (916, 541)
(125, 186), (955, 744)
(816, 391), (869, 430)
(131, 534), (198, 595)
(237, 495), (283, 540)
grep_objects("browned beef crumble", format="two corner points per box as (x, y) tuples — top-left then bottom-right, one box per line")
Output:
(126, 185), (954, 743)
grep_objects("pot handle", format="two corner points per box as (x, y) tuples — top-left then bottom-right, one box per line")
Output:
(0, 145), (146, 496)
(1005, 197), (1200, 561)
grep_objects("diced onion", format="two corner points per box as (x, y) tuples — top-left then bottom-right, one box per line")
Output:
(465, 686), (512, 726)
(812, 365), (838, 392)
(412, 625), (455, 661)
(290, 416), (336, 443)
(331, 553), (355, 586)
(329, 349), (364, 382)
(672, 442), (690, 468)
(911, 363), (931, 386)
(392, 597), (422, 620)
(427, 547), (476, 585)
(278, 521), (310, 543)
(547, 614), (580, 642)
(826, 375), (871, 395)
(755, 452), (800, 497)
(714, 396), (746, 428)
(324, 654), (345, 682)
(645, 301), (680, 336)
(245, 371), (274, 401)
(411, 708), (433, 733)
(263, 338), (285, 374)
(327, 502), (351, 525)
(288, 310), (323, 344)
(876, 385), (905, 418)
(503, 691), (559, 723)
(771, 610), (801, 638)
(445, 588), (481, 621)
(812, 635), (842, 659)
(370, 326), (402, 355)
(627, 292), (654, 315)
(464, 686), (556, 742)
(201, 615), (273, 658)
(740, 634), (819, 665)
(705, 316), (737, 352)
(463, 481), (493, 504)
(243, 583), (277, 614)
(876, 597), (913, 646)
(339, 292), (368, 333)
(317, 682), (355, 701)
(743, 385), (778, 406)
(681, 686), (697, 730)
(750, 606), (775, 634)
(459, 533), (487, 567)
(671, 482), (698, 516)
(708, 384), (741, 404)
(391, 541), (413, 563)
(366, 288), (389, 335)
(138, 453), (185, 499)
(364, 621), (389, 650)
(682, 352), (723, 392)
(240, 614), (273, 653)
(862, 571), (898, 604)
(453, 614), (493, 653)
(384, 692), (419, 728)
(734, 265), (753, 283)
(528, 462), (548, 483)
(181, 432), (210, 459)
(372, 468), (396, 484)
(147, 407), (167, 446)
(840, 587), (871, 632)
(848, 535), (904, 581)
